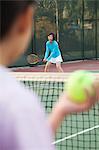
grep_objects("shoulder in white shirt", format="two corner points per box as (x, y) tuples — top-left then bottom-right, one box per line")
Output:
(0, 66), (54, 150)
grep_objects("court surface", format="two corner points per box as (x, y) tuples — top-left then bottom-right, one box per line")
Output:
(13, 60), (99, 72)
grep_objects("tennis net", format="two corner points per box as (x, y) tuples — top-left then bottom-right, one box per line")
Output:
(11, 72), (99, 150)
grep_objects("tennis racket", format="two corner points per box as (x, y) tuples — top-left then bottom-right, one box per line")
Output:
(27, 54), (42, 65)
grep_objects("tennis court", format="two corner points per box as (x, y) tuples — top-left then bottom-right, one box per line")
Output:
(13, 60), (99, 72)
(11, 72), (99, 150)
(10, 0), (99, 149)
(1, 0), (99, 149)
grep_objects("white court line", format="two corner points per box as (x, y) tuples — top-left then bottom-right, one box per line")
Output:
(52, 125), (99, 145)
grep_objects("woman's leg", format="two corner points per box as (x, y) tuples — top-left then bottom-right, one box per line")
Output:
(56, 62), (64, 72)
(44, 62), (51, 72)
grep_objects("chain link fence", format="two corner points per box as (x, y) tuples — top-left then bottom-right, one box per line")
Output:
(12, 0), (99, 67)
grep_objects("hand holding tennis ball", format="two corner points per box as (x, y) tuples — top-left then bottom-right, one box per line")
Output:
(50, 71), (97, 133)
(65, 70), (95, 104)
(52, 79), (96, 132)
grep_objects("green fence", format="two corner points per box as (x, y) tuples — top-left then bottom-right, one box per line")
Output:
(12, 0), (99, 67)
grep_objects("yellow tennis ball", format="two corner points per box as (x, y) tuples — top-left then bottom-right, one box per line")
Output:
(65, 70), (95, 103)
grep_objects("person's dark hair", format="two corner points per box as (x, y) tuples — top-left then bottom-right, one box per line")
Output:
(0, 0), (37, 40)
(48, 33), (55, 41)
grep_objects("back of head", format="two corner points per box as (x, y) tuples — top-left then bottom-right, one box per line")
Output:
(0, 0), (37, 41)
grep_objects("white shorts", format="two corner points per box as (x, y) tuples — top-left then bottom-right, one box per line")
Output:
(48, 55), (63, 64)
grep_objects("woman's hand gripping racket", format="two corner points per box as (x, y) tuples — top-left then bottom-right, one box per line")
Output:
(27, 54), (42, 65)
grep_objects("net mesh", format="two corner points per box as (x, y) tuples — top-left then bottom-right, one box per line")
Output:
(11, 72), (99, 150)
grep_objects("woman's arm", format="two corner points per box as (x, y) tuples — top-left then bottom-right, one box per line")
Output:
(47, 51), (54, 61)
(44, 43), (49, 60)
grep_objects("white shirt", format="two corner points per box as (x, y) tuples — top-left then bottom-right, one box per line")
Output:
(0, 66), (55, 150)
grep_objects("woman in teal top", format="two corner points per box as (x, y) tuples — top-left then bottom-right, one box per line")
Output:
(43, 33), (63, 72)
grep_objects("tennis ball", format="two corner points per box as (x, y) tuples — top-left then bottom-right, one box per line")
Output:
(65, 70), (95, 103)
